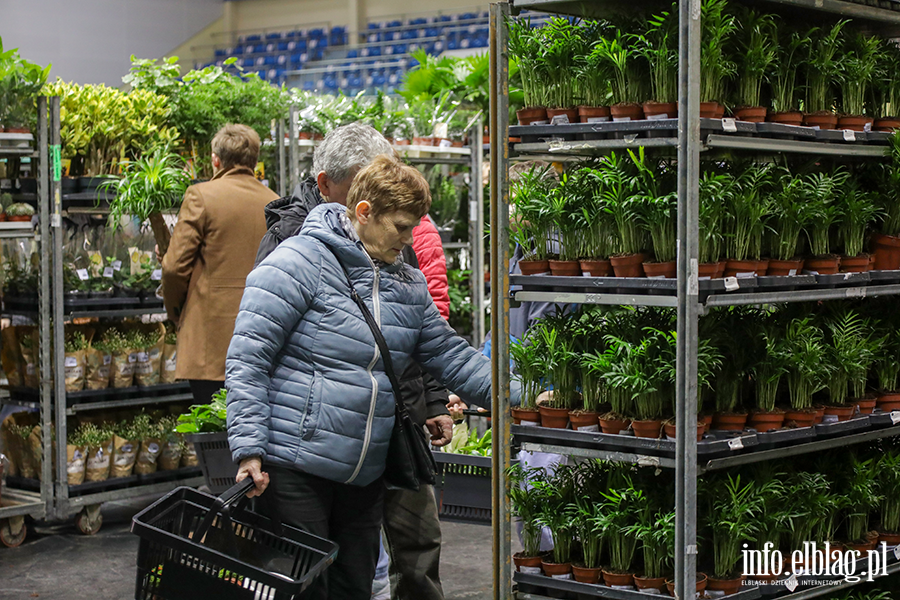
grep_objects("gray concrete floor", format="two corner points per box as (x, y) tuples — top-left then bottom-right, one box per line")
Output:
(0, 495), (499, 600)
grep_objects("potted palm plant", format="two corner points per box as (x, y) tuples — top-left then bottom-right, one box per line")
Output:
(767, 171), (811, 275)
(534, 469), (577, 579)
(837, 33), (880, 132)
(585, 345), (632, 434)
(511, 165), (555, 275)
(838, 181), (880, 272)
(699, 0), (737, 117)
(842, 455), (883, 551)
(749, 320), (789, 432)
(508, 17), (548, 125)
(600, 153), (646, 277)
(536, 318), (579, 428)
(874, 315), (900, 411)
(711, 309), (754, 430)
(785, 471), (829, 566)
(627, 508), (675, 593)
(872, 135), (900, 270)
(699, 171), (731, 278)
(508, 464), (547, 573)
(706, 475), (761, 595)
(732, 9), (777, 123)
(749, 465), (793, 582)
(633, 7), (678, 119)
(570, 311), (606, 430)
(603, 336), (665, 438)
(593, 30), (644, 121)
(572, 166), (615, 276)
(803, 170), (850, 274)
(803, 21), (846, 130)
(873, 40), (900, 131)
(510, 331), (544, 426)
(630, 148), (677, 278)
(541, 17), (585, 124)
(876, 449), (900, 548)
(548, 172), (583, 276)
(823, 310), (869, 422)
(574, 21), (613, 123)
(572, 493), (605, 584)
(768, 24), (810, 126)
(783, 317), (829, 427)
(598, 483), (643, 589)
(724, 164), (774, 277)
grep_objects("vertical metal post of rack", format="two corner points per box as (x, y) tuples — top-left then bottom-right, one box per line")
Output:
(675, 0), (702, 597)
(50, 97), (68, 520)
(37, 96), (53, 508)
(469, 115), (486, 346)
(277, 118), (287, 198)
(289, 103), (300, 192)
(490, 3), (512, 599)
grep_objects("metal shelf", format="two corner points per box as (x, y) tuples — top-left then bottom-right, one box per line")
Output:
(65, 475), (204, 510)
(515, 137), (679, 155)
(65, 392), (193, 416)
(705, 134), (889, 157)
(0, 222), (36, 239)
(514, 290), (678, 307)
(514, 572), (763, 600)
(66, 307), (166, 319)
(705, 283), (900, 307)
(520, 443), (678, 468)
(0, 489), (45, 520)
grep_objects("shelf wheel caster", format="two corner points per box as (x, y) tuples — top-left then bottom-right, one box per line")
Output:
(0, 516), (27, 547)
(75, 504), (102, 536)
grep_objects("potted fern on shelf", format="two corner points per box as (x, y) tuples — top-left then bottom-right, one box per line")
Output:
(548, 172), (584, 276)
(873, 40), (900, 131)
(749, 320), (789, 432)
(593, 29), (645, 122)
(534, 468), (577, 579)
(837, 181), (880, 272)
(802, 170), (850, 274)
(511, 164), (555, 275)
(572, 492), (605, 584)
(876, 449), (900, 548)
(803, 21), (847, 130)
(872, 135), (900, 270)
(598, 483), (644, 590)
(837, 32), (880, 132)
(510, 331), (543, 426)
(600, 153), (646, 277)
(783, 317), (830, 427)
(823, 309), (869, 421)
(540, 17), (585, 124)
(874, 314), (900, 412)
(571, 165), (615, 276)
(724, 164), (774, 277)
(842, 455), (883, 551)
(627, 508), (675, 593)
(698, 171), (731, 278)
(732, 8), (777, 123)
(630, 148), (677, 278)
(574, 21), (613, 123)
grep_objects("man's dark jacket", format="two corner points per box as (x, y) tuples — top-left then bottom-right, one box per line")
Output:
(254, 177), (450, 427)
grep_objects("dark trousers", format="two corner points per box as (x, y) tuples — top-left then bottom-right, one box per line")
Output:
(383, 484), (444, 600)
(256, 465), (384, 600)
(189, 379), (224, 405)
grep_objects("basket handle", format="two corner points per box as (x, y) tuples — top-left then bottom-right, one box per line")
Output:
(193, 478), (255, 544)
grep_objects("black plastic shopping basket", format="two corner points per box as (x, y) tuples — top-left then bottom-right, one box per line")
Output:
(132, 478), (338, 600)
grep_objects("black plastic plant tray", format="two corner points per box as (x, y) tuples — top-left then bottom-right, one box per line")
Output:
(868, 269), (900, 284)
(140, 296), (164, 309)
(513, 572), (762, 600)
(756, 275), (819, 291)
(510, 274), (675, 294)
(68, 466), (202, 497)
(699, 117), (759, 135)
(813, 272), (871, 287)
(814, 415), (871, 438)
(756, 122), (818, 140)
(67, 381), (191, 402)
(63, 296), (141, 312)
(867, 130), (894, 144)
(866, 410), (900, 427)
(814, 129), (868, 143)
(754, 426), (817, 448)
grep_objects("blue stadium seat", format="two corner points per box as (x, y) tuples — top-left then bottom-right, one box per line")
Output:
(368, 22), (380, 30)
(286, 30), (299, 38)
(256, 69), (266, 78)
(303, 81), (315, 91)
(215, 49), (226, 58)
(472, 36), (488, 48)
(277, 54), (288, 66)
(256, 57), (266, 67)
(247, 34), (262, 42)
(266, 32), (282, 40)
(309, 28), (324, 38)
(347, 49), (359, 59)
(373, 74), (386, 86)
(277, 41), (289, 52)
(393, 44), (408, 55)
(275, 68), (286, 80)
(242, 57), (255, 68)
(388, 20), (402, 28)
(401, 29), (418, 40)
(313, 49), (325, 60)
(438, 15), (452, 22)
(426, 27), (440, 38)
(324, 77), (338, 90)
(232, 46), (244, 55)
(290, 53), (304, 65)
(294, 40), (307, 51)
(448, 38), (459, 50)
(410, 18), (427, 26)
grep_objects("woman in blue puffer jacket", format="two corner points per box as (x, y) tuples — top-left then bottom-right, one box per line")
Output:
(225, 155), (504, 600)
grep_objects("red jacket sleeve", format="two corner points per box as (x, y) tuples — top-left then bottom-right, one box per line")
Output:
(412, 215), (450, 320)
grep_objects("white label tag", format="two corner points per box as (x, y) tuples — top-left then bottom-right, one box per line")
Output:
(128, 353), (139, 364)
(530, 120), (549, 126)
(103, 355), (111, 366)
(64, 356), (78, 367)
(148, 442), (159, 454)
(822, 414), (839, 423)
(728, 437), (744, 450)
(112, 260), (122, 271)
(865, 122), (873, 132)
(843, 129), (856, 141)
(706, 591), (726, 599)
(611, 585), (634, 590)
(432, 122), (448, 139)
(551, 574), (573, 580)
(587, 116), (610, 123)
(639, 589), (663, 595)
(785, 574), (798, 592)
(137, 352), (149, 363)
(724, 277), (740, 291)
(550, 114), (570, 125)
(736, 272), (755, 279)
(103, 267), (114, 278)
(151, 269), (162, 281)
(576, 424), (599, 432)
(519, 419), (540, 427)
(894, 545), (900, 560)
(612, 117), (632, 122)
(519, 566), (542, 574)
(438, 139), (452, 148)
(647, 112), (670, 120)
(891, 411), (900, 425)
(647, 275), (666, 279)
(722, 118), (738, 133)
(788, 269), (798, 276)
(76, 268), (89, 281)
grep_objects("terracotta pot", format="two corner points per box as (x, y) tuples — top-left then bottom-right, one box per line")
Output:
(716, 260), (728, 278)
(824, 405), (855, 422)
(602, 570), (635, 588)
(542, 560), (572, 577)
(642, 101), (677, 119)
(298, 131), (312, 140)
(847, 540), (877, 553)
(632, 419), (663, 439)
(840, 254), (872, 273)
(714, 413), (749, 431)
(664, 421), (705, 441)
(548, 259), (582, 277)
(698, 263), (719, 278)
(610, 253), (647, 278)
(769, 111), (804, 126)
(700, 414), (714, 432)
(700, 102), (721, 118)
(856, 398), (877, 414)
(875, 117), (900, 132)
(577, 106), (611, 123)
(724, 259), (759, 277)
(572, 564), (603, 584)
(634, 574), (667, 593)
(814, 406), (826, 424)
(395, 138), (410, 146)
(518, 260), (550, 276)
(666, 573), (708, 596)
(733, 106), (767, 122)
(610, 103), (644, 121)
(7, 216), (32, 222)
(568, 411), (600, 432)
(642, 261), (676, 279)
(513, 552), (544, 573)
(805, 255), (841, 274)
(579, 259), (612, 277)
(707, 576), (743, 595)
(546, 108), (578, 125)
(784, 409), (817, 428)
(877, 392), (900, 412)
(872, 233), (900, 271)
(767, 258), (804, 276)
(5, 126), (29, 134)
(538, 405), (570, 429)
(748, 411), (785, 433)
(511, 407), (541, 426)
(599, 416), (631, 435)
(838, 115), (874, 132)
(756, 259), (770, 276)
(412, 136), (431, 145)
(516, 107), (548, 126)
(451, 140), (464, 148)
(878, 532), (900, 546)
(804, 113), (839, 129)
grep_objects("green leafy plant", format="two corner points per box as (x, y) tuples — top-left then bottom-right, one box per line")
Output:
(734, 9), (777, 108)
(804, 21), (847, 114)
(698, 171), (732, 264)
(839, 33), (881, 117)
(769, 25), (810, 114)
(574, 21), (613, 107)
(632, 7), (678, 104)
(592, 29), (642, 106)
(597, 482), (644, 573)
(700, 0), (737, 103)
(598, 152), (644, 256)
(630, 149), (676, 263)
(507, 465), (545, 557)
(803, 170), (850, 256)
(626, 508), (675, 579)
(842, 455), (883, 543)
(824, 309), (870, 406)
(175, 388), (227, 433)
(507, 17), (547, 108)
(534, 469), (577, 564)
(0, 36), (52, 130)
(768, 171), (812, 261)
(872, 40), (900, 119)
(510, 164), (555, 261)
(64, 331), (89, 353)
(540, 17), (585, 109)
(708, 474), (761, 579)
(510, 331), (544, 411)
(426, 169), (461, 231)
(877, 450), (900, 533)
(752, 321), (789, 413)
(838, 181), (881, 258)
(727, 164), (774, 261)
(784, 317), (829, 410)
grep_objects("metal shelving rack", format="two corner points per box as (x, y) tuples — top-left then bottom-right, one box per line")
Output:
(488, 1), (900, 599)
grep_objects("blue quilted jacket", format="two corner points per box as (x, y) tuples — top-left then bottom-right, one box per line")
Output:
(225, 203), (498, 486)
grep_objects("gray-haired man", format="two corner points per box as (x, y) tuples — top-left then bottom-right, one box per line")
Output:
(255, 122), (451, 600)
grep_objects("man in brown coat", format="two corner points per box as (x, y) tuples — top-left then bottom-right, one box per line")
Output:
(162, 124), (278, 404)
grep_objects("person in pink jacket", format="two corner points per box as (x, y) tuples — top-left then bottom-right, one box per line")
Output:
(412, 215), (450, 320)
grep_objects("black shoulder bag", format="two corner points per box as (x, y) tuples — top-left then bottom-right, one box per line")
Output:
(328, 250), (437, 491)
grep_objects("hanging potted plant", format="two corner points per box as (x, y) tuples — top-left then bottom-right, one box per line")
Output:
(508, 17), (549, 125)
(627, 508), (675, 593)
(876, 450), (900, 548)
(724, 164), (774, 277)
(534, 470), (577, 579)
(598, 483), (643, 590)
(802, 21), (846, 130)
(872, 135), (900, 270)
(631, 148), (677, 278)
(700, 0), (737, 118)
(732, 9), (777, 123)
(783, 317), (830, 427)
(767, 171), (811, 275)
(510, 331), (544, 426)
(768, 24), (810, 126)
(872, 40), (900, 131)
(837, 33), (880, 132)
(633, 6), (678, 119)
(698, 171), (731, 278)
(842, 455), (883, 552)
(838, 182), (880, 272)
(600, 153), (646, 277)
(802, 170), (850, 275)
(508, 464), (547, 573)
(593, 30), (645, 122)
(511, 164), (555, 275)
(706, 475), (760, 596)
(749, 321), (789, 432)
(540, 17), (585, 125)
(575, 21), (613, 123)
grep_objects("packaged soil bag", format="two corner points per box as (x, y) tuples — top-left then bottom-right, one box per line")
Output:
(18, 326), (40, 389)
(156, 416), (182, 471)
(133, 323), (165, 387)
(66, 443), (86, 485)
(84, 338), (112, 391)
(132, 413), (161, 475)
(110, 435), (138, 478)
(64, 327), (92, 393)
(160, 323), (177, 384)
(1, 325), (23, 388)
(99, 327), (134, 388)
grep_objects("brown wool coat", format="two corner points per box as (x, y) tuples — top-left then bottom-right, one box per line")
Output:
(162, 166), (278, 381)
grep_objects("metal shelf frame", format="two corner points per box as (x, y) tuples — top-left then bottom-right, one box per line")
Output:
(490, 1), (900, 599)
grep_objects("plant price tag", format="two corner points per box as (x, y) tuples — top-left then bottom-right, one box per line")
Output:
(64, 356), (78, 368)
(843, 129), (856, 142)
(784, 574), (798, 592)
(550, 574), (572, 580)
(893, 545), (900, 560)
(112, 260), (122, 271)
(727, 437), (744, 450)
(151, 269), (162, 281)
(891, 411), (900, 425)
(587, 116), (610, 123)
(519, 567), (541, 575)
(576, 425), (599, 432)
(519, 420), (540, 427)
(723, 277), (740, 291)
(721, 118), (738, 133)
(76, 268), (90, 281)
(550, 114), (570, 125)
(103, 267), (115, 278)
